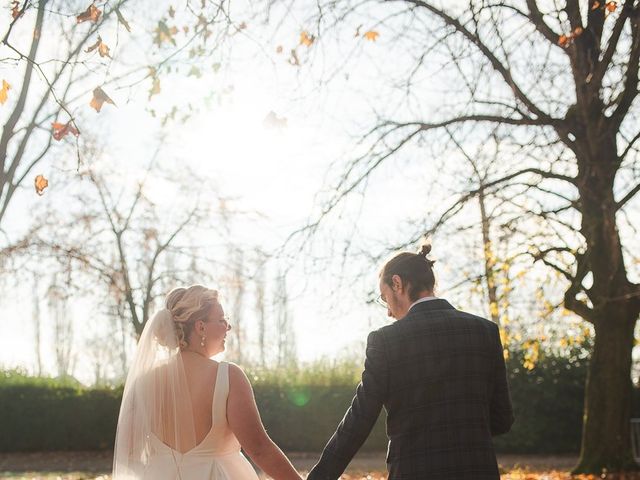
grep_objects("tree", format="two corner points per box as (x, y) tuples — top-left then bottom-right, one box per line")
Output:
(286, 0), (640, 472)
(0, 0), (238, 236)
(28, 154), (230, 339)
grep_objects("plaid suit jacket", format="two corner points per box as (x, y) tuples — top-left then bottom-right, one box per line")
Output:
(307, 298), (514, 480)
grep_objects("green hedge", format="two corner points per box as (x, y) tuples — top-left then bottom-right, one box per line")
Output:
(2, 352), (634, 454)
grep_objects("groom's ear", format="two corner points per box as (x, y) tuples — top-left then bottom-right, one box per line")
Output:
(391, 274), (403, 291)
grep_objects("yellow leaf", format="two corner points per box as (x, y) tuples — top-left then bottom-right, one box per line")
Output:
(34, 174), (49, 196)
(300, 30), (315, 47)
(0, 79), (10, 105)
(363, 30), (379, 41)
(90, 87), (116, 112)
(76, 3), (101, 23)
(149, 77), (161, 99)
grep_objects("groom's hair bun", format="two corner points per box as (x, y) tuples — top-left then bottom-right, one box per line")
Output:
(418, 244), (436, 267)
(380, 244), (436, 301)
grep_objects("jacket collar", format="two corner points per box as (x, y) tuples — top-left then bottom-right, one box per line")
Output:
(403, 298), (456, 319)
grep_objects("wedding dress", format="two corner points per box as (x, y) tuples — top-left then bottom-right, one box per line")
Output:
(113, 309), (259, 480)
(143, 362), (259, 479)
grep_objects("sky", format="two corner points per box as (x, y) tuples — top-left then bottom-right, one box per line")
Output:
(1, 1), (638, 385)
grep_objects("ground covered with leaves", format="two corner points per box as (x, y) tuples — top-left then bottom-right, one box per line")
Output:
(1, 452), (639, 479)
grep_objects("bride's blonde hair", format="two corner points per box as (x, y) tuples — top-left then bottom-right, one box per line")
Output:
(165, 285), (219, 349)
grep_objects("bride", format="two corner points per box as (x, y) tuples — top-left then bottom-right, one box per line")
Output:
(113, 285), (302, 480)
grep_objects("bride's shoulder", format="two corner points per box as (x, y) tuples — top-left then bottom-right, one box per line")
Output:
(224, 362), (253, 390)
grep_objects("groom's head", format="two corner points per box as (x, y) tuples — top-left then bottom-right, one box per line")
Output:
(379, 244), (436, 320)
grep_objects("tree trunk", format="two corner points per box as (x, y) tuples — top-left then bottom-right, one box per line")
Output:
(575, 307), (638, 472)
(571, 141), (640, 472)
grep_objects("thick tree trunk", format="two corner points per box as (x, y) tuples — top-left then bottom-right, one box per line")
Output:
(575, 308), (638, 472)
(571, 143), (640, 472)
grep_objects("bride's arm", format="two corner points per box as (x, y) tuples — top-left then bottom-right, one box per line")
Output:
(227, 364), (302, 480)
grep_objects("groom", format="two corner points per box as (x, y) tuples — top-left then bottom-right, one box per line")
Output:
(307, 246), (514, 480)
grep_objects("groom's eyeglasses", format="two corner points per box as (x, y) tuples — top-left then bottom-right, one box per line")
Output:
(375, 295), (388, 308)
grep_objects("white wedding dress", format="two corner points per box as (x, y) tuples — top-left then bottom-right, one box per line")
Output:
(143, 362), (259, 480)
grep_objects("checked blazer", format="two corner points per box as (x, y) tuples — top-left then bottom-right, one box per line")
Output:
(307, 298), (514, 480)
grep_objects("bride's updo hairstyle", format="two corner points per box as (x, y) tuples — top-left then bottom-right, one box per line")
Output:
(380, 244), (436, 302)
(164, 285), (219, 349)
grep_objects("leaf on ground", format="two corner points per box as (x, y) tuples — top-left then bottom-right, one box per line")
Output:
(363, 30), (379, 41)
(52, 121), (80, 141)
(115, 7), (131, 32)
(34, 175), (49, 196)
(85, 36), (111, 58)
(76, 3), (101, 23)
(0, 79), (10, 105)
(300, 30), (315, 47)
(90, 87), (116, 112)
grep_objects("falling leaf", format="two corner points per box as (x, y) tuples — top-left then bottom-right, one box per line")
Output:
(115, 7), (131, 32)
(363, 30), (379, 41)
(154, 20), (178, 46)
(558, 34), (569, 47)
(276, 45), (283, 54)
(606, 1), (617, 12)
(591, 1), (601, 9)
(51, 121), (79, 141)
(0, 80), (10, 105)
(238, 21), (247, 30)
(76, 3), (101, 24)
(263, 111), (287, 129)
(573, 26), (584, 36)
(85, 36), (111, 58)
(34, 175), (48, 196)
(289, 49), (300, 66)
(149, 77), (161, 99)
(300, 30), (315, 47)
(11, 1), (20, 19)
(90, 87), (116, 112)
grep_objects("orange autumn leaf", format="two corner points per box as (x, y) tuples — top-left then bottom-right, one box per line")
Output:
(90, 87), (116, 112)
(0, 79), (10, 105)
(11, 1), (20, 19)
(606, 1), (617, 12)
(34, 174), (49, 196)
(363, 30), (379, 41)
(85, 36), (111, 58)
(573, 26), (584, 36)
(76, 3), (101, 23)
(592, 1), (601, 9)
(300, 30), (315, 47)
(51, 121), (80, 141)
(558, 34), (569, 47)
